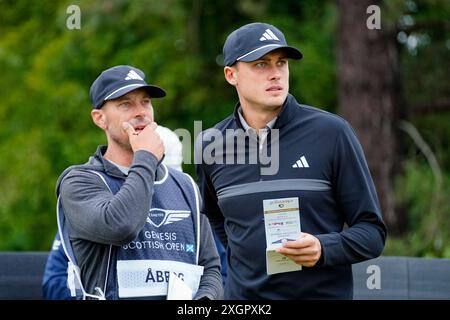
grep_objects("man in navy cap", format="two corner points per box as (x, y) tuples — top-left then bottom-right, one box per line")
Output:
(55, 65), (223, 300)
(196, 23), (387, 299)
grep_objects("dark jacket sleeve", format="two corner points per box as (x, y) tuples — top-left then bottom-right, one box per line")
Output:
(195, 159), (228, 248)
(213, 232), (227, 283)
(317, 120), (387, 266)
(42, 233), (73, 300)
(194, 213), (224, 300)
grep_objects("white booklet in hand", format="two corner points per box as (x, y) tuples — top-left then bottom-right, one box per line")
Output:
(167, 272), (193, 300)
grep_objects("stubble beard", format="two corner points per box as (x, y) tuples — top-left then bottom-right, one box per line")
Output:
(109, 131), (133, 153)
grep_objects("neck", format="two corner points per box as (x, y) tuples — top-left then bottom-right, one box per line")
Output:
(103, 142), (133, 167)
(240, 103), (281, 130)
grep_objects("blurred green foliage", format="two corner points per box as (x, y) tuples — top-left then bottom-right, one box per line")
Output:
(387, 159), (450, 257)
(0, 0), (449, 256)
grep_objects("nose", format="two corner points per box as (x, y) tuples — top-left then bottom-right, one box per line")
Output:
(135, 102), (151, 117)
(269, 65), (281, 81)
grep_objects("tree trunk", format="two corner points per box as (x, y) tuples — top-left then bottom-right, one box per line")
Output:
(337, 0), (403, 233)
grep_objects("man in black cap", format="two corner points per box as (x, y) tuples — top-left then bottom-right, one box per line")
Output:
(56, 65), (223, 300)
(196, 22), (387, 299)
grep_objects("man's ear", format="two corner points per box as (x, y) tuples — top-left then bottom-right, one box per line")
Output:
(224, 66), (237, 86)
(91, 109), (107, 130)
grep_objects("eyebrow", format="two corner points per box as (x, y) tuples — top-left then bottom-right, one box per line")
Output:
(115, 96), (131, 102)
(116, 93), (150, 101)
(256, 55), (288, 62)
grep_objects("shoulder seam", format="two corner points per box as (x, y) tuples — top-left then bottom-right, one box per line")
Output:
(299, 104), (348, 125)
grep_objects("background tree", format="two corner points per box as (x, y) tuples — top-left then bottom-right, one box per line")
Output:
(337, 0), (400, 232)
(337, 0), (449, 251)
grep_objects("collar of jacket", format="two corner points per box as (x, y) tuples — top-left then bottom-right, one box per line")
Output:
(233, 93), (298, 130)
(92, 145), (166, 180)
(92, 145), (128, 179)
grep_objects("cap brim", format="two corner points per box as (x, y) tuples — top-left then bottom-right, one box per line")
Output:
(106, 83), (166, 101)
(238, 45), (302, 63)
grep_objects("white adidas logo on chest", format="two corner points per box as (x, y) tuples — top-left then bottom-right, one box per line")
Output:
(292, 155), (309, 168)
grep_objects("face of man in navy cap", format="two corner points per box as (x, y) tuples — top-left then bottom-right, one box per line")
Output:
(222, 23), (302, 129)
(89, 65), (166, 164)
(224, 49), (290, 119)
(92, 87), (155, 152)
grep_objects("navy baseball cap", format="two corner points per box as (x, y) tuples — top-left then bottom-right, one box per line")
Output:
(89, 65), (166, 109)
(223, 22), (302, 67)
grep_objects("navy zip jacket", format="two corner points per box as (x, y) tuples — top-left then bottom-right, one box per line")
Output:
(196, 94), (387, 299)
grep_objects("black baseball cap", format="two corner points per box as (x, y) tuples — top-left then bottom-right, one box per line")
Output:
(223, 22), (302, 67)
(89, 65), (166, 109)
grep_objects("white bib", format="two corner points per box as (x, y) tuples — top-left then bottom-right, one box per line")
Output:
(116, 259), (204, 298)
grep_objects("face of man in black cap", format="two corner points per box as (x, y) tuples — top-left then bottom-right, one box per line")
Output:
(224, 48), (289, 116)
(221, 22), (301, 128)
(91, 88), (154, 152)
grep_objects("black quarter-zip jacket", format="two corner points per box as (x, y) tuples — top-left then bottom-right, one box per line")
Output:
(196, 94), (387, 299)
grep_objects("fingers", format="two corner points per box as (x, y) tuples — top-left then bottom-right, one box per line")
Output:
(141, 121), (157, 133)
(280, 233), (311, 249)
(122, 122), (136, 136)
(122, 122), (158, 136)
(281, 254), (319, 267)
(277, 246), (319, 256)
(276, 233), (322, 267)
(125, 121), (164, 160)
(277, 249), (321, 267)
(149, 122), (157, 131)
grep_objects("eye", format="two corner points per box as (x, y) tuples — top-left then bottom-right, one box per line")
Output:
(118, 101), (130, 108)
(141, 99), (152, 108)
(277, 60), (287, 66)
(255, 62), (267, 68)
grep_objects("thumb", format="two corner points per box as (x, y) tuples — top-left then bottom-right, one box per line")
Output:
(122, 122), (136, 136)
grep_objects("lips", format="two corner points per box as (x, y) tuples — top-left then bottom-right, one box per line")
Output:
(133, 125), (147, 132)
(266, 85), (283, 92)
(129, 118), (151, 133)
